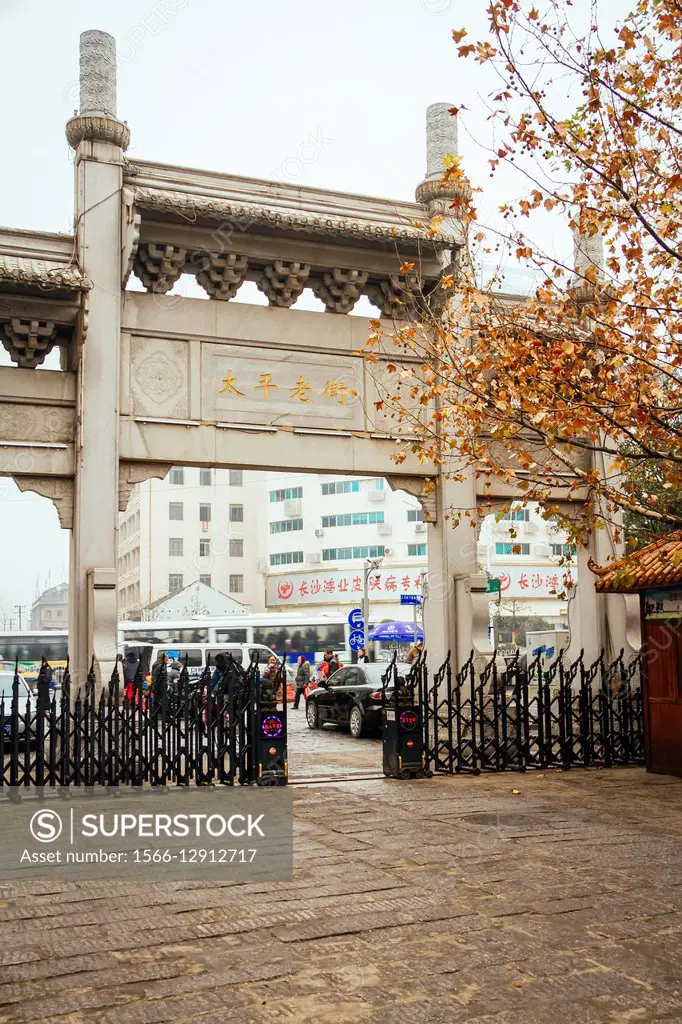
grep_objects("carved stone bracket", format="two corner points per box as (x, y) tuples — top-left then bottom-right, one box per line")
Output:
(119, 461), (169, 512)
(367, 274), (423, 319)
(14, 476), (74, 529)
(65, 114), (130, 151)
(121, 187), (141, 287)
(387, 475), (437, 523)
(312, 268), (369, 314)
(256, 260), (311, 307)
(196, 253), (249, 300)
(133, 244), (187, 294)
(2, 318), (58, 368)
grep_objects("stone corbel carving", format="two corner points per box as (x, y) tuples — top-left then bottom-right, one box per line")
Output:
(256, 260), (311, 307)
(133, 243), (187, 294)
(196, 253), (249, 300)
(387, 475), (437, 523)
(367, 274), (423, 320)
(312, 268), (369, 314)
(119, 460), (168, 512)
(2, 318), (58, 369)
(121, 186), (141, 287)
(14, 476), (74, 529)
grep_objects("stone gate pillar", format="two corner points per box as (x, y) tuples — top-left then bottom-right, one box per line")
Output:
(66, 30), (128, 687)
(423, 473), (495, 674)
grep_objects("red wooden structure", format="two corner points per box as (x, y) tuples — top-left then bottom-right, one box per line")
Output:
(592, 531), (682, 777)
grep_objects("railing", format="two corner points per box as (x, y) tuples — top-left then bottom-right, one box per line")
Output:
(1, 653), (287, 788)
(422, 648), (644, 775)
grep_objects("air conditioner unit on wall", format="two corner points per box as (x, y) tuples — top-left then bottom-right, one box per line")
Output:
(308, 552), (321, 564)
(415, 522), (427, 533)
(283, 499), (302, 517)
(368, 490), (386, 503)
(377, 522), (392, 536)
(259, 558), (268, 574)
(383, 547), (394, 556)
(315, 528), (324, 537)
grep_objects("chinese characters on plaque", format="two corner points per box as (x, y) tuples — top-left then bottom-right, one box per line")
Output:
(219, 370), (357, 406)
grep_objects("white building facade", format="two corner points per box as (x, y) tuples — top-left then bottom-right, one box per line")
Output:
(119, 471), (578, 641)
(118, 467), (264, 617)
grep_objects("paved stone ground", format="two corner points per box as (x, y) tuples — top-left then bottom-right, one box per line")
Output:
(287, 701), (382, 780)
(1, 719), (681, 1023)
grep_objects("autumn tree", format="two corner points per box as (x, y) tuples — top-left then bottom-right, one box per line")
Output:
(367, 0), (682, 545)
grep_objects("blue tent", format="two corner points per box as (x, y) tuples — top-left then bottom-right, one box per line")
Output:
(368, 621), (423, 642)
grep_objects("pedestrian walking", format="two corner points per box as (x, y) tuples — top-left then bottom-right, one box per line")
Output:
(356, 648), (369, 664)
(36, 658), (53, 710)
(293, 655), (311, 709)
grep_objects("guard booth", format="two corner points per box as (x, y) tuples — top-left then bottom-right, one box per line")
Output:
(591, 531), (682, 777)
(381, 654), (429, 780)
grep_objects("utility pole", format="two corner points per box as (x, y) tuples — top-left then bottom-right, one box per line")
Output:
(15, 605), (24, 630)
(362, 557), (383, 661)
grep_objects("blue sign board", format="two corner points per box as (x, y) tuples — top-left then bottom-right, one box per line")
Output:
(348, 608), (364, 630)
(348, 630), (366, 652)
(400, 594), (422, 606)
(532, 645), (546, 657)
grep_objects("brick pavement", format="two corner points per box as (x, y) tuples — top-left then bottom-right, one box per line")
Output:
(1, 715), (681, 1023)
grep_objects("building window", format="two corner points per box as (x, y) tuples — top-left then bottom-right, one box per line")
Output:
(229, 504), (244, 523)
(45, 610), (52, 618)
(199, 503), (211, 523)
(407, 509), (424, 522)
(321, 512), (384, 528)
(370, 479), (385, 490)
(168, 574), (183, 593)
(502, 508), (530, 522)
(270, 518), (303, 534)
(199, 539), (211, 557)
(407, 544), (427, 557)
(229, 574), (244, 593)
(495, 543), (531, 555)
(269, 551), (304, 566)
(321, 480), (360, 496)
(56, 609), (63, 617)
(229, 469), (243, 486)
(200, 469), (213, 486)
(551, 543), (577, 557)
(169, 537), (183, 557)
(229, 539), (244, 557)
(322, 546), (385, 562)
(269, 486), (303, 503)
(169, 502), (183, 521)
(169, 467), (184, 485)
(199, 574), (212, 587)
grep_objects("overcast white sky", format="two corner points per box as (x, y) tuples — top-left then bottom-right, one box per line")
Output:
(0, 0), (625, 618)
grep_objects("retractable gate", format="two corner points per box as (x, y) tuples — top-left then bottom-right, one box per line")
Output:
(422, 649), (644, 775)
(1, 653), (288, 788)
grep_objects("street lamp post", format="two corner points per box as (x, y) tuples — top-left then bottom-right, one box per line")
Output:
(362, 557), (383, 660)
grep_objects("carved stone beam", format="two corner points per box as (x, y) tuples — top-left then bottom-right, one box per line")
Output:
(367, 274), (423, 320)
(133, 243), (187, 294)
(387, 475), (437, 523)
(119, 460), (169, 512)
(14, 476), (74, 529)
(256, 260), (311, 308)
(196, 253), (249, 300)
(2, 319), (58, 369)
(312, 268), (369, 314)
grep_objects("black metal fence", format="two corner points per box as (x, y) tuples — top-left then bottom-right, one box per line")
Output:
(1, 654), (288, 788)
(421, 648), (644, 775)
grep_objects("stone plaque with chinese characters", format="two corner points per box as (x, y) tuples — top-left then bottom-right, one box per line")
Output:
(202, 344), (365, 430)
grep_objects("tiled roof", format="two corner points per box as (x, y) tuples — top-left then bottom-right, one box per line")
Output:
(589, 530), (682, 593)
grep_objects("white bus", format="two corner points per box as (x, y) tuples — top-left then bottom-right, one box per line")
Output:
(118, 613), (351, 665)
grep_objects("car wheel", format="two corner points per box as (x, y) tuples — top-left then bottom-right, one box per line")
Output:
(306, 700), (319, 730)
(349, 704), (365, 739)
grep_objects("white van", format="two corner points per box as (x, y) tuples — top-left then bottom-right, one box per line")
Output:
(124, 642), (283, 680)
